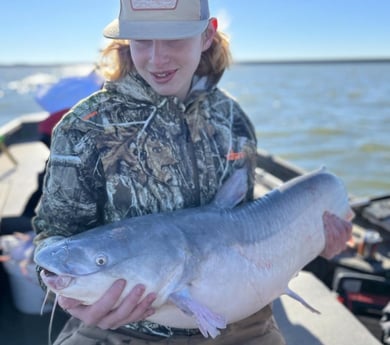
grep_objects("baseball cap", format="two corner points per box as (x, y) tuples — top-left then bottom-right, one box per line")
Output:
(103, 0), (210, 40)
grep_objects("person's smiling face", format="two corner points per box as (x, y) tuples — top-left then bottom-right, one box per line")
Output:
(130, 22), (216, 101)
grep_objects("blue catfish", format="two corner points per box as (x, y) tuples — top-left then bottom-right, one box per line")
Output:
(34, 168), (353, 338)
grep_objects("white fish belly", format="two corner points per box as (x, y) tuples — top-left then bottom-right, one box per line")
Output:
(148, 215), (325, 328)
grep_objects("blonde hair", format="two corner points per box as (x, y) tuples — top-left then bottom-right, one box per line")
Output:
(99, 31), (232, 85)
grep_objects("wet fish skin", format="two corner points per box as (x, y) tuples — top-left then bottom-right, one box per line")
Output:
(34, 168), (353, 338)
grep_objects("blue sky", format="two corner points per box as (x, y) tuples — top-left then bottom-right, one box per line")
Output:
(1, 0), (389, 64)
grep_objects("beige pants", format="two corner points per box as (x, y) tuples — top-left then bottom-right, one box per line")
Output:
(54, 305), (286, 345)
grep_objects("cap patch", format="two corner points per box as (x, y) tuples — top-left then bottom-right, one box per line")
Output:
(130, 0), (178, 11)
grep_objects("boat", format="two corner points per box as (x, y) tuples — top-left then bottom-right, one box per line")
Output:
(0, 113), (389, 345)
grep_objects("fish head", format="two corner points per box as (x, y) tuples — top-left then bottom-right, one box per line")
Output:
(34, 222), (143, 275)
(34, 232), (131, 304)
(34, 234), (117, 276)
(33, 222), (171, 304)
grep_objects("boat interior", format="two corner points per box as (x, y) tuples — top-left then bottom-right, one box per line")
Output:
(1, 114), (389, 345)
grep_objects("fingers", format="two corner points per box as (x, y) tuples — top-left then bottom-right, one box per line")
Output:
(58, 296), (84, 310)
(321, 211), (353, 259)
(58, 280), (157, 329)
(98, 286), (157, 329)
(63, 279), (127, 326)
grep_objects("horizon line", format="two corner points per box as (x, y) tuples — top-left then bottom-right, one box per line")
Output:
(1, 57), (390, 68)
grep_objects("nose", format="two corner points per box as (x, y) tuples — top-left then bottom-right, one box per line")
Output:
(150, 40), (169, 67)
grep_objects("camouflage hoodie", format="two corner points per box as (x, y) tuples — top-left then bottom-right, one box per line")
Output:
(33, 72), (257, 243)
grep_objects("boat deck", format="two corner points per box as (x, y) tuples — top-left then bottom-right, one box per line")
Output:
(0, 128), (383, 344)
(1, 141), (48, 217)
(0, 140), (69, 345)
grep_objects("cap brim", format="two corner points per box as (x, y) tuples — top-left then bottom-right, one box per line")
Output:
(103, 19), (209, 40)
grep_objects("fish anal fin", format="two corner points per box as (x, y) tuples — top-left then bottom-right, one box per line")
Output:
(168, 289), (227, 338)
(284, 287), (321, 314)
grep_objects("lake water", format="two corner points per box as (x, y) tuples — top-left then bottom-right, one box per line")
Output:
(1, 62), (389, 197)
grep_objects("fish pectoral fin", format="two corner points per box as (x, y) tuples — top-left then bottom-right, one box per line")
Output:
(168, 290), (227, 338)
(284, 287), (321, 314)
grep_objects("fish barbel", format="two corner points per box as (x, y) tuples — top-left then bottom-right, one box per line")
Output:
(34, 168), (353, 338)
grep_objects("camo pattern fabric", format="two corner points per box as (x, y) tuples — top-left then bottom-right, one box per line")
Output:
(33, 72), (257, 241)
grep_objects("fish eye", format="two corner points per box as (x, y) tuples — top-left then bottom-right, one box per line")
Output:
(95, 254), (108, 266)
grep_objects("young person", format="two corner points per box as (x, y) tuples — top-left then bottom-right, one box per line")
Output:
(33, 1), (352, 344)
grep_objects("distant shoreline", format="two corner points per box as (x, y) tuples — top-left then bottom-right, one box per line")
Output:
(234, 57), (390, 65)
(1, 58), (390, 68)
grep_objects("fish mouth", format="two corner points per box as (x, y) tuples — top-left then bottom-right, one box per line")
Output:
(40, 268), (74, 291)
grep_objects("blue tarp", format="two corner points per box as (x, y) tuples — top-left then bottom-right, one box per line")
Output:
(35, 70), (104, 113)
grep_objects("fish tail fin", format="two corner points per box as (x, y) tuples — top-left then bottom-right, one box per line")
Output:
(284, 287), (321, 314)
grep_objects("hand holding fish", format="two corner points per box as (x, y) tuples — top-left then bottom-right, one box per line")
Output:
(320, 211), (353, 260)
(58, 280), (157, 329)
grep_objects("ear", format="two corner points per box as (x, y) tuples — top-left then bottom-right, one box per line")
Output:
(202, 18), (218, 51)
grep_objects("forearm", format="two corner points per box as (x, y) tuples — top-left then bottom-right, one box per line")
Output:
(33, 118), (103, 245)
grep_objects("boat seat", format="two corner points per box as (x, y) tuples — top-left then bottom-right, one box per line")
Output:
(362, 198), (390, 232)
(332, 268), (390, 314)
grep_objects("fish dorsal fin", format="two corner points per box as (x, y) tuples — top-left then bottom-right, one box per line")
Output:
(211, 168), (248, 209)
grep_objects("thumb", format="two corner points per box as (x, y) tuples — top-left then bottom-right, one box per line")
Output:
(58, 295), (83, 309)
